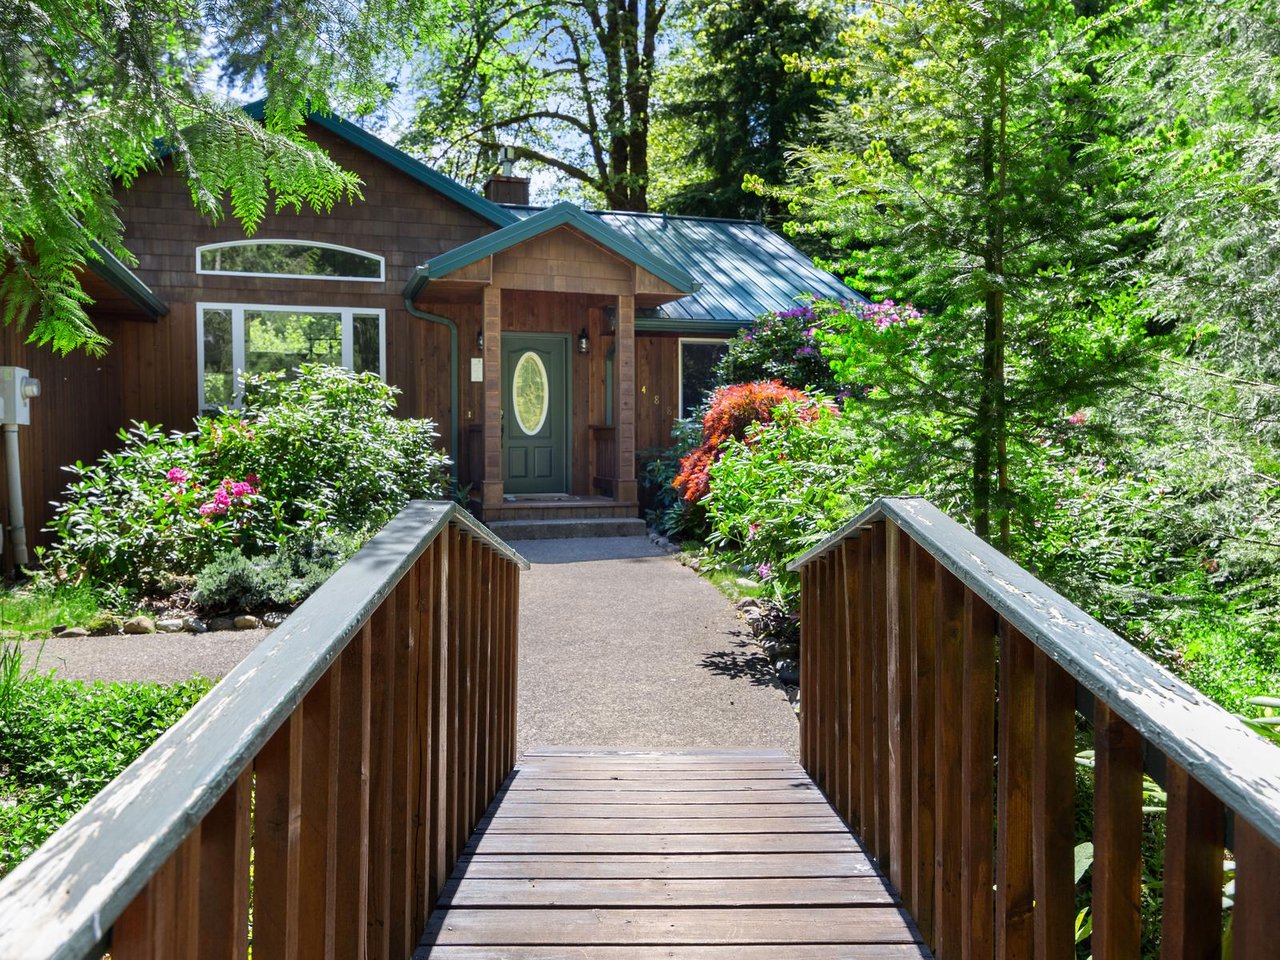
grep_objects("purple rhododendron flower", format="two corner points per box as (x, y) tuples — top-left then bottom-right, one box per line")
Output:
(230, 481), (254, 497)
(1067, 410), (1087, 426)
(757, 562), (773, 580)
(166, 468), (189, 485)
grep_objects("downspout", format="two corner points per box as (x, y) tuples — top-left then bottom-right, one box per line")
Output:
(4, 426), (27, 567)
(403, 296), (460, 485)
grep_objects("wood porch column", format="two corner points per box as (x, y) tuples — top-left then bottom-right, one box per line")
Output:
(482, 285), (503, 510)
(615, 293), (637, 504)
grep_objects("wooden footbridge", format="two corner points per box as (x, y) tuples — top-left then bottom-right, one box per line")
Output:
(1, 498), (1278, 960)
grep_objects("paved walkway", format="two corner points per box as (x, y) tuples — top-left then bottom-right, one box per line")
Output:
(19, 630), (271, 684)
(510, 537), (798, 758)
(16, 537), (798, 758)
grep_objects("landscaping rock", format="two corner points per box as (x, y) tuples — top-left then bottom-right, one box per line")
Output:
(50, 623), (67, 634)
(86, 612), (122, 635)
(56, 627), (89, 639)
(207, 617), (235, 632)
(184, 616), (208, 634)
(156, 619), (185, 633)
(775, 658), (799, 685)
(233, 614), (262, 630)
(123, 616), (157, 635)
(262, 611), (288, 628)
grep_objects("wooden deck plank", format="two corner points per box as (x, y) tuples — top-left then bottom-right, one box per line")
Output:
(417, 751), (928, 959)
(417, 947), (926, 959)
(450, 853), (878, 880)
(490, 801), (837, 818)
(466, 832), (864, 855)
(479, 816), (848, 834)
(424, 907), (921, 945)
(506, 777), (818, 791)
(438, 876), (896, 907)
(497, 788), (828, 803)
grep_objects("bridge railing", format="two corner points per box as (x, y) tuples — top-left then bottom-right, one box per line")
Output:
(790, 496), (1280, 960)
(0, 501), (527, 960)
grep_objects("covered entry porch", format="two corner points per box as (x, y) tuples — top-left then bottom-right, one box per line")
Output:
(404, 202), (697, 525)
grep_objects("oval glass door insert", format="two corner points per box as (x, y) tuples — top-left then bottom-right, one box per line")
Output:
(513, 351), (550, 436)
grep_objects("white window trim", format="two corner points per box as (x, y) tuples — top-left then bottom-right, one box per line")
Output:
(197, 302), (387, 410)
(678, 337), (728, 419)
(195, 239), (385, 282)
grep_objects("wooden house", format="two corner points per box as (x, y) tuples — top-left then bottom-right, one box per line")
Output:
(0, 106), (855, 559)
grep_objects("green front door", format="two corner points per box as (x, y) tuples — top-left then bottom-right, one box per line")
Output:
(503, 334), (570, 494)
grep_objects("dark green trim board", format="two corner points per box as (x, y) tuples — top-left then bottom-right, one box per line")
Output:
(237, 100), (519, 230)
(634, 316), (747, 336)
(404, 201), (700, 301)
(86, 241), (168, 318)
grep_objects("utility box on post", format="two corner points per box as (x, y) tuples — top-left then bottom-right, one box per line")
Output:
(0, 367), (40, 426)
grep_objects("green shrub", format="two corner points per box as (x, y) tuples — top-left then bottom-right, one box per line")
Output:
(0, 674), (210, 875)
(704, 401), (886, 599)
(192, 533), (357, 612)
(205, 364), (450, 536)
(641, 416), (705, 538)
(42, 365), (450, 593)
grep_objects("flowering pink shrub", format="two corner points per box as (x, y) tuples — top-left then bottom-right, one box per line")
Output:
(860, 298), (920, 330)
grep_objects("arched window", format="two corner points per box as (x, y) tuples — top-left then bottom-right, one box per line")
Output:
(196, 240), (384, 282)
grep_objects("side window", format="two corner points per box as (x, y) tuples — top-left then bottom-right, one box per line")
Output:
(678, 338), (729, 419)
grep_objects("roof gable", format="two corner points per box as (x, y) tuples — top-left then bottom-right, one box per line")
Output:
(405, 202), (698, 300)
(241, 100), (519, 230)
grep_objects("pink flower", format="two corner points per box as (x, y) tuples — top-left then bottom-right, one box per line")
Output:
(1067, 410), (1087, 426)
(748, 523), (760, 539)
(245, 474), (260, 488)
(757, 562), (773, 580)
(199, 500), (226, 517)
(166, 467), (189, 485)
(230, 481), (254, 498)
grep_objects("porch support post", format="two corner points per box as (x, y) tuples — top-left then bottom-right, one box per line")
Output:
(482, 285), (503, 510)
(615, 293), (637, 504)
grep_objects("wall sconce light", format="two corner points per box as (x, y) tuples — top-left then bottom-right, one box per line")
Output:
(476, 331), (485, 351)
(603, 305), (617, 333)
(577, 327), (589, 354)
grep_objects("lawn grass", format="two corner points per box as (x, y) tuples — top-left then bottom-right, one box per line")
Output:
(0, 580), (131, 641)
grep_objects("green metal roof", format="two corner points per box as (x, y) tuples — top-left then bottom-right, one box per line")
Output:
(86, 240), (168, 318)
(508, 207), (864, 328)
(404, 201), (699, 301)
(239, 100), (520, 229)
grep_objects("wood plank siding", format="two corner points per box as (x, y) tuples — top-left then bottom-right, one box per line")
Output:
(415, 749), (929, 959)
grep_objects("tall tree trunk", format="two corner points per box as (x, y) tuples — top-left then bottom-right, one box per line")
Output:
(975, 5), (1011, 551)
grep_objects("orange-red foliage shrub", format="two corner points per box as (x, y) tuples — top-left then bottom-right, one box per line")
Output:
(673, 380), (817, 503)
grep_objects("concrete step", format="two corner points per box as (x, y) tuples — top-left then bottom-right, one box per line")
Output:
(487, 517), (648, 541)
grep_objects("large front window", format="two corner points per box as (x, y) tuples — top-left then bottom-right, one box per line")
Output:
(198, 303), (385, 409)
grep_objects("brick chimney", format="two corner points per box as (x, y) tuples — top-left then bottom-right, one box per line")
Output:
(483, 173), (531, 206)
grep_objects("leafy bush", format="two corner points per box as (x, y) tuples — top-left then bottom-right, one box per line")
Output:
(716, 302), (854, 395)
(674, 380), (821, 505)
(192, 533), (358, 612)
(204, 364), (449, 536)
(703, 401), (897, 598)
(0, 674), (210, 875)
(42, 365), (450, 593)
(640, 416), (706, 538)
